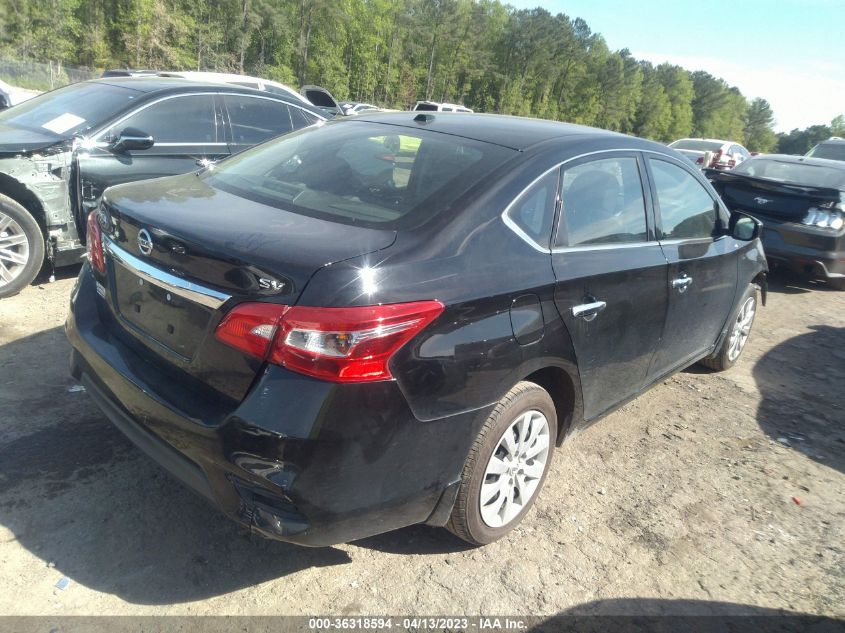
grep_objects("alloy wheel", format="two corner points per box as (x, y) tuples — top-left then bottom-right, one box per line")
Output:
(727, 296), (756, 361)
(0, 211), (31, 288)
(479, 409), (550, 528)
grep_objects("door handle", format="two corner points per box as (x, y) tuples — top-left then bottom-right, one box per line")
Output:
(571, 300), (607, 321)
(672, 275), (693, 293)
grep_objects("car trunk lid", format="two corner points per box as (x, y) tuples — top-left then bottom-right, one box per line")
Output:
(706, 169), (841, 221)
(98, 173), (396, 400)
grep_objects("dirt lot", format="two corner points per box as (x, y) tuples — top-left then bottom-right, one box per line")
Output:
(0, 265), (843, 618)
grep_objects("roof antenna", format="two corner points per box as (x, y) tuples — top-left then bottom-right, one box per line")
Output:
(414, 113), (434, 123)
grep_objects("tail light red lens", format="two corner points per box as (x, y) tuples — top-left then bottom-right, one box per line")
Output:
(86, 210), (106, 274)
(214, 300), (444, 382)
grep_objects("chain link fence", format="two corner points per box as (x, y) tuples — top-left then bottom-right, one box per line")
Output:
(0, 57), (100, 94)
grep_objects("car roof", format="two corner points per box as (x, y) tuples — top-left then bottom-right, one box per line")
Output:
(672, 138), (737, 145)
(86, 77), (322, 111)
(352, 111), (635, 151)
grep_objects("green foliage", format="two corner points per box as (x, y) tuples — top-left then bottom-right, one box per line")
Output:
(744, 98), (777, 153)
(776, 125), (833, 155)
(0, 0), (778, 144)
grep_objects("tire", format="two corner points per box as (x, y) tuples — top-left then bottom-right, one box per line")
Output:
(699, 283), (758, 371)
(829, 277), (845, 291)
(0, 193), (45, 299)
(447, 381), (557, 545)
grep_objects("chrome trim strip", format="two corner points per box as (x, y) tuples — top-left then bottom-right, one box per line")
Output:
(552, 241), (655, 254)
(501, 148), (705, 253)
(105, 239), (231, 309)
(93, 91), (327, 142)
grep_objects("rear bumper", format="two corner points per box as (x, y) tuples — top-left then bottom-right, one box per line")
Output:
(66, 265), (481, 546)
(759, 219), (845, 280)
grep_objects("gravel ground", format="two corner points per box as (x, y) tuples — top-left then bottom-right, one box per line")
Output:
(0, 265), (843, 618)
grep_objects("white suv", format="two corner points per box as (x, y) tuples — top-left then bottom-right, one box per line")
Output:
(413, 100), (473, 113)
(669, 138), (751, 170)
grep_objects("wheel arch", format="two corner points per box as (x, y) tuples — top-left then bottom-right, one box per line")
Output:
(522, 364), (581, 446)
(0, 173), (48, 234)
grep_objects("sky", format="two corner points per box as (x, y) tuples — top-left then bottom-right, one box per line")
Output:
(503, 0), (845, 133)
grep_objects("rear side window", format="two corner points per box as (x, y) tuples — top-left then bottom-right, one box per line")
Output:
(110, 95), (217, 143)
(290, 107), (319, 129)
(226, 95), (293, 144)
(649, 159), (717, 240)
(204, 121), (513, 229)
(557, 156), (648, 247)
(506, 171), (558, 249)
(807, 143), (845, 162)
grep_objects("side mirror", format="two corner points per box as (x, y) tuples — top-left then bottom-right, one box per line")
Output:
(729, 211), (762, 241)
(112, 127), (154, 152)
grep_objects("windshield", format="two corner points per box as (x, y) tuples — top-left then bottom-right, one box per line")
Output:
(670, 139), (724, 152)
(734, 158), (845, 189)
(0, 82), (141, 137)
(806, 143), (845, 162)
(203, 120), (514, 229)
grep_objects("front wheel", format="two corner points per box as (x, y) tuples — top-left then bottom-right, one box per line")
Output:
(699, 283), (758, 371)
(447, 381), (557, 545)
(0, 194), (45, 299)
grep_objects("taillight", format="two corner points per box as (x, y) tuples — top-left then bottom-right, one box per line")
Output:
(86, 210), (105, 274)
(214, 303), (290, 360)
(214, 300), (444, 382)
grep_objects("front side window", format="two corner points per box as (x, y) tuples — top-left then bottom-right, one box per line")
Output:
(650, 159), (718, 240)
(108, 95), (217, 143)
(506, 171), (558, 248)
(225, 95), (293, 144)
(557, 156), (648, 247)
(203, 121), (512, 228)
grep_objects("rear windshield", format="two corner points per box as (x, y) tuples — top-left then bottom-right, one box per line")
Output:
(204, 120), (514, 229)
(670, 140), (723, 152)
(414, 103), (439, 111)
(0, 81), (140, 137)
(734, 158), (845, 188)
(806, 143), (845, 162)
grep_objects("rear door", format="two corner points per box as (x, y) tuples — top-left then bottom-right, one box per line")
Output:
(222, 94), (317, 155)
(75, 93), (227, 223)
(645, 156), (738, 379)
(551, 152), (669, 420)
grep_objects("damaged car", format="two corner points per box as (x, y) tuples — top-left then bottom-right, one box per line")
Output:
(706, 154), (845, 289)
(0, 77), (326, 297)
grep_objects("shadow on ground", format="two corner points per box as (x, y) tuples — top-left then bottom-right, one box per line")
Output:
(530, 599), (844, 632)
(765, 267), (840, 296)
(752, 323), (845, 475)
(0, 326), (470, 605)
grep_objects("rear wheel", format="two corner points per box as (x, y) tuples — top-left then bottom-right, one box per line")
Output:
(447, 381), (557, 545)
(0, 194), (44, 299)
(699, 283), (758, 371)
(829, 277), (845, 291)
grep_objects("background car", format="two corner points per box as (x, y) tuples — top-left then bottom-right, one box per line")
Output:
(413, 100), (473, 113)
(669, 138), (751, 170)
(0, 77), (326, 297)
(805, 137), (845, 162)
(706, 154), (845, 289)
(67, 113), (765, 548)
(340, 101), (380, 115)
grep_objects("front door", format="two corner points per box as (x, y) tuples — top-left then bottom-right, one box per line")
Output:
(551, 152), (669, 420)
(644, 156), (739, 379)
(74, 93), (228, 225)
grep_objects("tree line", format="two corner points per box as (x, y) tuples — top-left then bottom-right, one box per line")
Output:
(0, 0), (839, 153)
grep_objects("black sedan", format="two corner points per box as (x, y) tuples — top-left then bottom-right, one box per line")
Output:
(66, 113), (766, 546)
(0, 77), (326, 298)
(706, 155), (845, 289)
